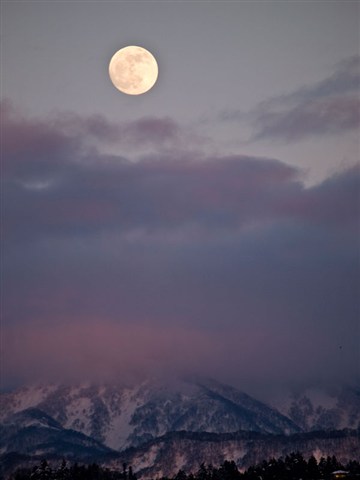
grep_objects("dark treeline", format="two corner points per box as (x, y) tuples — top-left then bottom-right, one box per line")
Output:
(9, 460), (136, 480)
(9, 454), (360, 480)
(171, 454), (360, 480)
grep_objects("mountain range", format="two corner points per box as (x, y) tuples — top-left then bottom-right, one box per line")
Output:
(1, 378), (359, 478)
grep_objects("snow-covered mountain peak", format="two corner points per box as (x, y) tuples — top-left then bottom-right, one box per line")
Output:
(1, 379), (359, 479)
(0, 377), (300, 451)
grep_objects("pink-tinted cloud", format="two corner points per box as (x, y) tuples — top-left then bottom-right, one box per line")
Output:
(1, 101), (80, 179)
(1, 101), (184, 176)
(57, 112), (181, 147)
(2, 321), (237, 386)
(3, 101), (359, 242)
(2, 103), (359, 393)
(3, 317), (354, 391)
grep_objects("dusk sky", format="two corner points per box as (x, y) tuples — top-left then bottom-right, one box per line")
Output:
(1, 1), (359, 397)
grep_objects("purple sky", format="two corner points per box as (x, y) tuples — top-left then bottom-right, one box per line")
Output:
(1, 1), (359, 396)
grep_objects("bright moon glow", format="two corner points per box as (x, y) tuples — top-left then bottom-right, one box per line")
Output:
(109, 45), (158, 95)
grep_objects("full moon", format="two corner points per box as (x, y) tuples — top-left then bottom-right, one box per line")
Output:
(109, 45), (158, 95)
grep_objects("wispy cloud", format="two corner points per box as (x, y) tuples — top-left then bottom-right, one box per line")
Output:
(252, 94), (359, 141)
(222, 55), (360, 142)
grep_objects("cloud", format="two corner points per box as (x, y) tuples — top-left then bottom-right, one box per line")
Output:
(252, 95), (360, 141)
(2, 322), (221, 386)
(3, 307), (358, 391)
(1, 101), (188, 175)
(2, 103), (359, 393)
(55, 111), (181, 147)
(222, 55), (360, 142)
(276, 55), (360, 104)
(3, 101), (358, 242)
